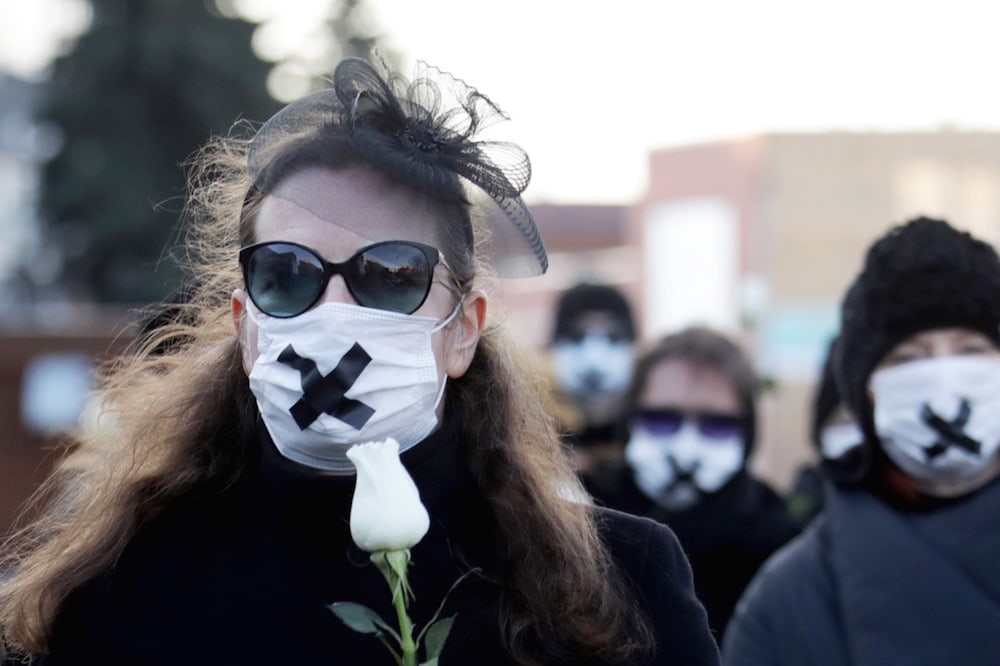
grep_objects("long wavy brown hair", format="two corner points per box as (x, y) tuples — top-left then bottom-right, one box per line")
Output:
(0, 132), (652, 663)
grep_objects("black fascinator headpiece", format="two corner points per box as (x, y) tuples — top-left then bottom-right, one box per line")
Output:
(247, 57), (547, 278)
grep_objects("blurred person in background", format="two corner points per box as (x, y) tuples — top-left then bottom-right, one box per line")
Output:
(785, 335), (864, 529)
(585, 326), (799, 640)
(724, 217), (1000, 665)
(547, 281), (638, 475)
(0, 57), (719, 665)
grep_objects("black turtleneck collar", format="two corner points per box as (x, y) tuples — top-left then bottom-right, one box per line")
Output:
(255, 415), (483, 545)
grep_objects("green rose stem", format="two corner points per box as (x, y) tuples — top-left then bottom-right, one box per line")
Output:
(374, 548), (418, 666)
(333, 543), (473, 665)
(392, 576), (417, 666)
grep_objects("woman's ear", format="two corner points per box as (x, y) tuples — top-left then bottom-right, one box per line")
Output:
(232, 289), (255, 375)
(232, 289), (246, 333)
(445, 290), (487, 379)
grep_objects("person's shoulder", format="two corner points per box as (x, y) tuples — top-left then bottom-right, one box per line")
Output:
(723, 516), (843, 664)
(592, 505), (683, 562)
(745, 515), (829, 597)
(725, 516), (833, 637)
(593, 506), (721, 665)
(60, 486), (247, 613)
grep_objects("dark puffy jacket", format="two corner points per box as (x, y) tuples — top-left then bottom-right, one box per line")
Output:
(724, 479), (1000, 665)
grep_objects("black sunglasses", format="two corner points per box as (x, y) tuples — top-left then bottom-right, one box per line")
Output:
(239, 240), (443, 318)
(634, 408), (743, 440)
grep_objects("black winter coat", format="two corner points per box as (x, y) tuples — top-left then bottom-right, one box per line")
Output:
(17, 423), (719, 665)
(724, 479), (1000, 665)
(584, 464), (799, 641)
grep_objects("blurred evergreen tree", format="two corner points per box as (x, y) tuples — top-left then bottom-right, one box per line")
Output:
(331, 0), (380, 59)
(38, 0), (281, 304)
(264, 0), (399, 101)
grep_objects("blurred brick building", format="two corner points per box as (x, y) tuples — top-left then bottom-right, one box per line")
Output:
(0, 311), (131, 537)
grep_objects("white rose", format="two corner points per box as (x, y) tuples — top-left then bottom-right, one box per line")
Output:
(346, 438), (431, 553)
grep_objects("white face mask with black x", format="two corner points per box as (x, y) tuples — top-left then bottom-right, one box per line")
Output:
(624, 410), (745, 511)
(247, 300), (460, 473)
(552, 334), (634, 398)
(869, 355), (1000, 494)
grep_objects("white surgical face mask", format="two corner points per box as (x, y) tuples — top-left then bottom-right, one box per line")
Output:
(247, 300), (459, 473)
(624, 422), (744, 511)
(820, 422), (864, 460)
(552, 334), (633, 399)
(869, 355), (1000, 492)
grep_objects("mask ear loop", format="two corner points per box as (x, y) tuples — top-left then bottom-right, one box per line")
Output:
(424, 292), (469, 420)
(431, 293), (466, 333)
(431, 246), (468, 299)
(428, 244), (469, 332)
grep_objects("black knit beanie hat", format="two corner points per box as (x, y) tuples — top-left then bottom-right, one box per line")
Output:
(833, 216), (1000, 485)
(551, 282), (637, 343)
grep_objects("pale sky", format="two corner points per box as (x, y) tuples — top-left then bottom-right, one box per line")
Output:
(5, 0), (1000, 203)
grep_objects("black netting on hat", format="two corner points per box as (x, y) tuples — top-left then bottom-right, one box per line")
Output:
(246, 57), (547, 278)
(832, 216), (1000, 486)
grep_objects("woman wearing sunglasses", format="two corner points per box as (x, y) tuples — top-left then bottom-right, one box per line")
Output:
(0, 58), (718, 665)
(585, 326), (799, 641)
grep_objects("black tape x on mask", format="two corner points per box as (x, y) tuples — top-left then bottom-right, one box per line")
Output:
(248, 300), (461, 473)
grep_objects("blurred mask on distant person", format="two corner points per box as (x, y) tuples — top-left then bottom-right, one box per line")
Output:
(552, 311), (634, 420)
(625, 409), (744, 511)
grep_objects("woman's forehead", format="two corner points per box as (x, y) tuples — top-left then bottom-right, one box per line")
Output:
(642, 359), (741, 413)
(257, 165), (446, 248)
(893, 327), (993, 349)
